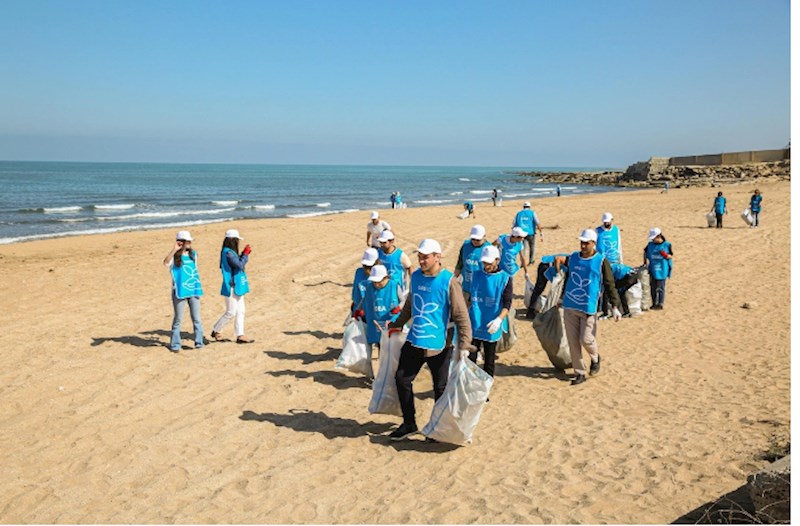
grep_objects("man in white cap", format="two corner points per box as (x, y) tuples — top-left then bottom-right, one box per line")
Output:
(386, 239), (475, 440)
(513, 202), (543, 264)
(366, 211), (392, 249)
(553, 229), (622, 386)
(377, 230), (412, 293)
(358, 264), (403, 380)
(494, 226), (529, 278)
(350, 247), (380, 318)
(454, 224), (491, 303)
(467, 244), (512, 383)
(595, 212), (623, 264)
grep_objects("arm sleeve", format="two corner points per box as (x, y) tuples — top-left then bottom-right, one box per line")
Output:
(601, 259), (622, 309)
(501, 277), (513, 310)
(388, 294), (412, 328)
(400, 252), (412, 269)
(226, 250), (248, 271)
(454, 244), (465, 272)
(449, 277), (474, 350)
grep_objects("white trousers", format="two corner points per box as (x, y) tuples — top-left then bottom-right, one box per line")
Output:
(213, 293), (246, 337)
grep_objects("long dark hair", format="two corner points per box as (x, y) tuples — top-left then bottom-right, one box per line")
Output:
(173, 245), (196, 267)
(220, 238), (239, 267)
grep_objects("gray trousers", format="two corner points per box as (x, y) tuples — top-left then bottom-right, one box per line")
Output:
(563, 308), (599, 376)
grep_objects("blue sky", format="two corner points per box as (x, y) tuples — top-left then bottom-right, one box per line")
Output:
(0, 0), (790, 167)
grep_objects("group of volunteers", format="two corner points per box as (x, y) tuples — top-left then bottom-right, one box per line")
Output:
(163, 228), (254, 352)
(345, 199), (675, 440)
(711, 188), (764, 228)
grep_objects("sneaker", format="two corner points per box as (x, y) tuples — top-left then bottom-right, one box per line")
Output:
(652, 304), (663, 310)
(424, 437), (438, 443)
(170, 347), (180, 353)
(622, 312), (632, 318)
(590, 355), (601, 376)
(570, 374), (586, 386)
(597, 313), (609, 320)
(388, 423), (419, 441)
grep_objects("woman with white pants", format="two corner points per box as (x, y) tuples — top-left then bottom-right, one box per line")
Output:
(211, 229), (254, 344)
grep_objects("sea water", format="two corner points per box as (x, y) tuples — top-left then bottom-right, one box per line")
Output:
(0, 161), (627, 244)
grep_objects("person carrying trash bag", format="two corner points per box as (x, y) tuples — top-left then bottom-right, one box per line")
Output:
(749, 189), (763, 228)
(643, 227), (673, 310)
(377, 230), (412, 295)
(349, 248), (380, 322)
(531, 265), (572, 370)
(512, 201), (543, 265)
(453, 224), (491, 303)
(358, 265), (403, 376)
(467, 245), (512, 385)
(552, 229), (622, 386)
(711, 191), (727, 229)
(385, 239), (475, 441)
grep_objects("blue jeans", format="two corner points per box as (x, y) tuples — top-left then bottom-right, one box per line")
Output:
(171, 292), (204, 350)
(650, 277), (667, 307)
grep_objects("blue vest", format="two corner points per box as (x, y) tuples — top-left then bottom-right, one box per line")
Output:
(750, 194), (762, 212)
(171, 252), (204, 299)
(351, 267), (367, 306)
(460, 240), (488, 290)
(469, 269), (510, 342)
(361, 280), (401, 344)
(562, 252), (605, 315)
(595, 225), (622, 264)
(498, 235), (523, 275)
(408, 268), (453, 351)
(714, 196), (726, 215)
(380, 247), (405, 287)
(464, 201), (474, 210)
(514, 209), (536, 235)
(610, 263), (634, 281)
(646, 241), (673, 280)
(220, 247), (250, 296)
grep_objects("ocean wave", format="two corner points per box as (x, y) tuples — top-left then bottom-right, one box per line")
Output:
(43, 206), (83, 213)
(316, 202), (331, 208)
(0, 217), (236, 245)
(373, 201), (392, 206)
(93, 208), (237, 221)
(211, 200), (239, 206)
(448, 191), (464, 195)
(94, 204), (136, 210)
(414, 199), (454, 204)
(286, 208), (358, 219)
(458, 178), (471, 182)
(249, 204), (276, 211)
(469, 190), (493, 195)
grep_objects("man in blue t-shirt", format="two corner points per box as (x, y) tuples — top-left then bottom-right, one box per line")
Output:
(512, 202), (543, 265)
(711, 191), (727, 229)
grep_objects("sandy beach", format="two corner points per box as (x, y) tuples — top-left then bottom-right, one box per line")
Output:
(0, 180), (790, 524)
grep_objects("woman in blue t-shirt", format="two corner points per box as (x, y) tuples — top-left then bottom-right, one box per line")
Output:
(749, 189), (763, 228)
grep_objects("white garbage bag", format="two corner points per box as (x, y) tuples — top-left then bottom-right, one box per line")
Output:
(495, 307), (517, 353)
(336, 320), (372, 377)
(625, 281), (643, 316)
(422, 353), (493, 445)
(531, 270), (571, 370)
(523, 275), (536, 308)
(637, 266), (652, 311)
(457, 210), (469, 220)
(705, 211), (716, 228)
(368, 328), (407, 416)
(741, 208), (754, 226)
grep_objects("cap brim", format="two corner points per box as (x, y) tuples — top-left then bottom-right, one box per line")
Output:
(368, 276), (385, 282)
(578, 237), (594, 242)
(469, 235), (483, 240)
(480, 257), (497, 263)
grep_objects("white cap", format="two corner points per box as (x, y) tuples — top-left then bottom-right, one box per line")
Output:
(378, 230), (395, 242)
(368, 264), (389, 282)
(417, 238), (442, 255)
(523, 202), (531, 208)
(469, 224), (486, 240)
(225, 229), (243, 240)
(578, 229), (598, 242)
(648, 227), (662, 241)
(479, 245), (501, 263)
(511, 226), (526, 238)
(602, 212), (613, 223)
(176, 230), (193, 242)
(361, 248), (379, 266)
(370, 211), (380, 219)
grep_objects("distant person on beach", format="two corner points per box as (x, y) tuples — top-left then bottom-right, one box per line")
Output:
(454, 224), (491, 303)
(467, 244), (512, 383)
(163, 230), (205, 352)
(492, 188), (498, 206)
(553, 229), (622, 386)
(749, 189), (763, 228)
(524, 253), (569, 319)
(210, 229), (254, 344)
(643, 228), (673, 311)
(366, 211), (392, 248)
(712, 191), (727, 228)
(351, 248), (380, 318)
(512, 201), (543, 264)
(377, 230), (412, 294)
(556, 185), (562, 197)
(463, 200), (476, 219)
(357, 264), (402, 382)
(386, 239), (475, 441)
(494, 227), (529, 279)
(661, 181), (670, 193)
(390, 192), (396, 209)
(396, 192), (404, 208)
(595, 212), (623, 264)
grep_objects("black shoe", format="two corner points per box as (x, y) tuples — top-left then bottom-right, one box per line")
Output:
(424, 437), (438, 443)
(388, 424), (419, 441)
(526, 309), (537, 320)
(652, 304), (663, 310)
(571, 374), (586, 386)
(590, 355), (601, 376)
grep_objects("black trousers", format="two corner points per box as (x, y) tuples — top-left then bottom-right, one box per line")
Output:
(526, 262), (551, 317)
(468, 339), (498, 377)
(601, 273), (639, 315)
(395, 339), (453, 427)
(715, 212), (723, 228)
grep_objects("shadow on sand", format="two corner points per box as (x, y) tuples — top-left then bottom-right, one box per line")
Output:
(264, 347), (340, 364)
(283, 330), (344, 340)
(239, 409), (393, 440)
(265, 369), (370, 390)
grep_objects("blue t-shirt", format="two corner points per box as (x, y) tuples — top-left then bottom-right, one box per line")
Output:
(750, 194), (763, 212)
(714, 196), (726, 215)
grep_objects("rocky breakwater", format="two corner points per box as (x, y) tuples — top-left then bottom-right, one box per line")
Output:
(516, 170), (624, 186)
(620, 158), (791, 188)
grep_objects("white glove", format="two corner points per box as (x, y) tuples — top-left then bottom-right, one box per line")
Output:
(612, 307), (622, 321)
(487, 317), (503, 334)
